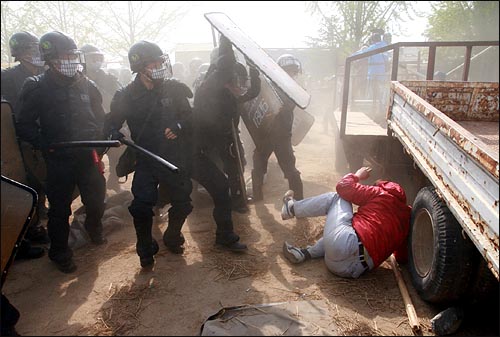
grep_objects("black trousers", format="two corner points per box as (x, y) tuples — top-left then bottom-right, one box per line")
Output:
(252, 132), (303, 199)
(191, 150), (237, 244)
(129, 160), (193, 251)
(45, 151), (106, 263)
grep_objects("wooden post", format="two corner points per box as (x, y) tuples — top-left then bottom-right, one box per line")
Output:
(389, 254), (421, 333)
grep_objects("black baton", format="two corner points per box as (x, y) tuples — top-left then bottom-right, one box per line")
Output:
(120, 138), (179, 173)
(49, 140), (122, 149)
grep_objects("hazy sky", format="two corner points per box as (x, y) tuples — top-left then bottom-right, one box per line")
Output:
(167, 1), (431, 50)
(168, 1), (320, 49)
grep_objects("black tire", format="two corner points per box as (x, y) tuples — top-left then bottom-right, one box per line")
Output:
(408, 186), (478, 304)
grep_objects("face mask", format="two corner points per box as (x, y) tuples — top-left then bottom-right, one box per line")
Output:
(22, 45), (45, 67)
(86, 62), (102, 73)
(54, 59), (83, 77)
(151, 65), (169, 80)
(29, 55), (45, 67)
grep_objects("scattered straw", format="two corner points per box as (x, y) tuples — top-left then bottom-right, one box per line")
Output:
(205, 250), (269, 281)
(87, 281), (156, 336)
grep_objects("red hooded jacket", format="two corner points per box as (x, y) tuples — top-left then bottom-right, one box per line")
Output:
(336, 173), (411, 267)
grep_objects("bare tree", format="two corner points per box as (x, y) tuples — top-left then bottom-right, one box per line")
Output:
(76, 1), (189, 60)
(1, 1), (188, 67)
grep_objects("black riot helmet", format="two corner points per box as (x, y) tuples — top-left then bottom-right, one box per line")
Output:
(80, 43), (101, 55)
(39, 31), (80, 62)
(9, 31), (39, 60)
(277, 53), (302, 76)
(128, 40), (164, 73)
(80, 44), (104, 72)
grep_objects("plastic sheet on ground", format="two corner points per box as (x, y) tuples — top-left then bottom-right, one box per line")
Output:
(69, 191), (132, 249)
(200, 300), (338, 336)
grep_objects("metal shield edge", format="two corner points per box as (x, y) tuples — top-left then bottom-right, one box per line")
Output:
(204, 12), (311, 109)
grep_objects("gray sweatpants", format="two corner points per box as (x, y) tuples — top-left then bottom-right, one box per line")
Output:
(294, 192), (374, 278)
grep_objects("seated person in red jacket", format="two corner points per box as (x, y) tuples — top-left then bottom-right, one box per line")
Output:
(281, 166), (411, 278)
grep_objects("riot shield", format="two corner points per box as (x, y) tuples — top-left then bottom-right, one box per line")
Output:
(1, 101), (80, 203)
(204, 12), (311, 109)
(240, 75), (283, 149)
(1, 175), (37, 287)
(291, 108), (315, 146)
(1, 101), (28, 183)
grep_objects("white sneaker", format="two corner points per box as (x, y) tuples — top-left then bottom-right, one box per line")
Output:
(281, 190), (295, 220)
(283, 241), (305, 264)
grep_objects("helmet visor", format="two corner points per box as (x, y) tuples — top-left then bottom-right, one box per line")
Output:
(52, 50), (85, 77)
(21, 43), (45, 67)
(145, 54), (173, 80)
(85, 53), (104, 71)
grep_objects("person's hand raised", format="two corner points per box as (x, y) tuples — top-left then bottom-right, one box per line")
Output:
(355, 166), (372, 180)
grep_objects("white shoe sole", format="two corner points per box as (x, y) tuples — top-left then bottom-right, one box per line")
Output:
(282, 241), (303, 264)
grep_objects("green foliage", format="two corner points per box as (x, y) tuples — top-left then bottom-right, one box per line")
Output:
(425, 1), (499, 41)
(305, 1), (421, 58)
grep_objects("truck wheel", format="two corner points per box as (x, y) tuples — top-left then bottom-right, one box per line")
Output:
(408, 186), (478, 304)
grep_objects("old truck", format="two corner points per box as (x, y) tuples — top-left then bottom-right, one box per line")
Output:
(334, 41), (499, 304)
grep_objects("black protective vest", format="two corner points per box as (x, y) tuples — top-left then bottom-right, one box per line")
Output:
(36, 72), (103, 147)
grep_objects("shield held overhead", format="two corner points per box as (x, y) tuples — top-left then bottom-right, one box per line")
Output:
(204, 12), (311, 110)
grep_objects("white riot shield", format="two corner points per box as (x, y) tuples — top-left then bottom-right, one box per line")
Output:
(204, 12), (311, 110)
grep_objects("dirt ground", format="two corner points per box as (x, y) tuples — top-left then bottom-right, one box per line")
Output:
(3, 120), (498, 336)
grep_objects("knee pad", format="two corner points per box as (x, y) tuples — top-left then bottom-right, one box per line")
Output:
(128, 203), (154, 220)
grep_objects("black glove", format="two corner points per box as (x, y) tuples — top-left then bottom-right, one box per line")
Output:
(249, 66), (260, 79)
(110, 129), (125, 141)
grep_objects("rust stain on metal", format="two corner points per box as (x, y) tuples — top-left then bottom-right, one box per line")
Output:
(392, 81), (499, 179)
(390, 81), (499, 279)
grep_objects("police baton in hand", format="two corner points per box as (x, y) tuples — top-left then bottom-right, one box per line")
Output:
(119, 138), (179, 173)
(50, 140), (122, 149)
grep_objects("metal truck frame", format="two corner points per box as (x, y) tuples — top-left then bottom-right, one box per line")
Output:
(334, 40), (499, 304)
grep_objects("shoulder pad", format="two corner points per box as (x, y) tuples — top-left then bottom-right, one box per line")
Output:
(19, 75), (43, 98)
(165, 78), (193, 99)
(86, 77), (99, 89)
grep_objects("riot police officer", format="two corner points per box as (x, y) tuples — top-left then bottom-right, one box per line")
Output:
(2, 32), (45, 115)
(16, 31), (108, 273)
(1, 31), (50, 240)
(193, 36), (260, 213)
(251, 53), (304, 201)
(106, 41), (193, 268)
(1, 32), (49, 259)
(80, 43), (125, 193)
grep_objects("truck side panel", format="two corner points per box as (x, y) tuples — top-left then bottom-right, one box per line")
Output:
(388, 82), (499, 279)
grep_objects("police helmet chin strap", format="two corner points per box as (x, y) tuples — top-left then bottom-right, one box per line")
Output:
(139, 70), (156, 90)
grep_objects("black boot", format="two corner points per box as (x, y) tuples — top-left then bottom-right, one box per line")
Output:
(25, 223), (50, 244)
(15, 239), (45, 260)
(133, 218), (156, 267)
(251, 170), (263, 201)
(163, 219), (186, 254)
(140, 239), (159, 268)
(216, 231), (247, 252)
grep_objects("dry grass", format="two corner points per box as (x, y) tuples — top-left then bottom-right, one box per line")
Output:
(204, 249), (270, 281)
(291, 217), (324, 247)
(86, 280), (156, 336)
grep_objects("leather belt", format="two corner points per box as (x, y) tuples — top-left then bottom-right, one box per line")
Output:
(359, 242), (369, 270)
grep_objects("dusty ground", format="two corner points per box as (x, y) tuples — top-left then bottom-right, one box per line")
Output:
(3, 120), (498, 336)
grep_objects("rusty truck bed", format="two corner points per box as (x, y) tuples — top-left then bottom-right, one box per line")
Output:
(457, 120), (499, 153)
(391, 80), (499, 179)
(388, 80), (499, 279)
